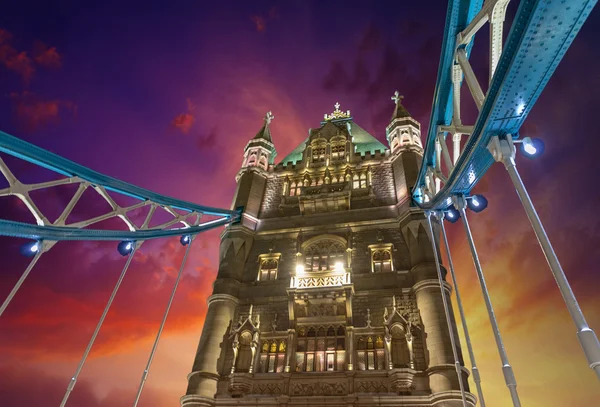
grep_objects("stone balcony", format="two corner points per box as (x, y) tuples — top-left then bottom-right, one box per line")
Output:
(290, 271), (351, 289)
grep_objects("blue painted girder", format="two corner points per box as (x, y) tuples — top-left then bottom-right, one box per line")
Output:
(415, 0), (597, 210)
(415, 0), (483, 204)
(0, 131), (240, 218)
(0, 216), (231, 241)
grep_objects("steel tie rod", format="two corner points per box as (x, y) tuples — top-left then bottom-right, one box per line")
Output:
(132, 237), (194, 406)
(439, 214), (486, 407)
(425, 212), (468, 407)
(457, 198), (521, 407)
(60, 243), (139, 407)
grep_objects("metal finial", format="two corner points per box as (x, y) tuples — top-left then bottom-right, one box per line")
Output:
(392, 91), (404, 105)
(264, 111), (274, 125)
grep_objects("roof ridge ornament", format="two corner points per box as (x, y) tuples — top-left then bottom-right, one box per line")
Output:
(324, 102), (351, 121)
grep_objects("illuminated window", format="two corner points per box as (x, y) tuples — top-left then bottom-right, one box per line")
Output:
(259, 339), (287, 373)
(289, 182), (301, 196)
(258, 253), (281, 281)
(331, 143), (345, 160)
(303, 239), (346, 272)
(352, 173), (368, 189)
(247, 151), (257, 167)
(369, 244), (393, 273)
(356, 335), (385, 371)
(295, 325), (345, 372)
(312, 140), (327, 163)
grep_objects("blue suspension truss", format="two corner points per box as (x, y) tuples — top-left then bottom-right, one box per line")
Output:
(414, 0), (597, 209)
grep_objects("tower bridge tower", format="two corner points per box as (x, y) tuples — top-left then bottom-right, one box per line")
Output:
(182, 96), (473, 407)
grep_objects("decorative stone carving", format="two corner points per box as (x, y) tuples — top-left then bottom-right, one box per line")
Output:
(228, 374), (252, 397)
(390, 370), (415, 395)
(253, 383), (282, 395)
(355, 380), (389, 393)
(290, 381), (346, 396)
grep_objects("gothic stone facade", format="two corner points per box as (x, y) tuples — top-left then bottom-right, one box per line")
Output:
(181, 101), (475, 407)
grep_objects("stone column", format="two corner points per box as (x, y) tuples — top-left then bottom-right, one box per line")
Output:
(185, 294), (238, 401)
(346, 326), (354, 371)
(230, 334), (239, 374)
(413, 274), (460, 394)
(285, 329), (295, 372)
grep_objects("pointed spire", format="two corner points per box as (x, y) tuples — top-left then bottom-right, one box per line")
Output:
(253, 111), (274, 142)
(391, 91), (411, 121)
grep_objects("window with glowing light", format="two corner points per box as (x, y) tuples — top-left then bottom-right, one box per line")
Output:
(356, 335), (385, 370)
(295, 326), (345, 372)
(258, 253), (281, 281)
(303, 239), (346, 272)
(259, 339), (286, 373)
(369, 244), (393, 273)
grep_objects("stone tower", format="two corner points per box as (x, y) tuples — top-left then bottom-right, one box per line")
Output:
(182, 96), (474, 407)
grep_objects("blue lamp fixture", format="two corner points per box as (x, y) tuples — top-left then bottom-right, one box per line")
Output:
(117, 240), (135, 256)
(20, 240), (41, 257)
(180, 235), (191, 246)
(520, 137), (545, 158)
(467, 194), (488, 213)
(444, 205), (461, 223)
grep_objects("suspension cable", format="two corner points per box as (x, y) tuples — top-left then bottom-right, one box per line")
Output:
(60, 243), (139, 407)
(425, 212), (468, 407)
(132, 237), (194, 407)
(439, 215), (486, 407)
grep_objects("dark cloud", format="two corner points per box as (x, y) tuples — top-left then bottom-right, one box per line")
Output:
(9, 91), (76, 132)
(33, 41), (62, 69)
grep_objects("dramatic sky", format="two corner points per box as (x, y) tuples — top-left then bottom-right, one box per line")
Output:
(1, 1), (599, 406)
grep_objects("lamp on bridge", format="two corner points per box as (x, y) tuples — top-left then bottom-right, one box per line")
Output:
(444, 205), (461, 223)
(117, 240), (135, 256)
(180, 235), (191, 246)
(520, 137), (545, 158)
(20, 240), (41, 257)
(467, 194), (488, 213)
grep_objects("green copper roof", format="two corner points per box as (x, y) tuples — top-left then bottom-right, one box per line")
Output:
(349, 122), (387, 156)
(279, 137), (308, 165)
(279, 121), (387, 165)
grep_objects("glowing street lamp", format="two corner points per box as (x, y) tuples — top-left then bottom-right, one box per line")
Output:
(180, 235), (191, 246)
(444, 206), (461, 223)
(467, 194), (488, 213)
(20, 240), (41, 257)
(117, 240), (135, 256)
(519, 137), (545, 158)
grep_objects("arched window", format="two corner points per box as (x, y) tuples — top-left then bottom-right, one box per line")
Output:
(311, 140), (326, 163)
(303, 238), (346, 272)
(331, 141), (345, 160)
(391, 324), (410, 368)
(247, 151), (257, 167)
(372, 249), (392, 273)
(356, 335), (385, 370)
(236, 331), (253, 373)
(258, 157), (267, 170)
(295, 325), (345, 372)
(259, 339), (286, 373)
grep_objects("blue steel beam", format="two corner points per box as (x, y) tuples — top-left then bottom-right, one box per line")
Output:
(416, 0), (482, 203)
(0, 216), (232, 241)
(415, 0), (597, 209)
(0, 131), (239, 218)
